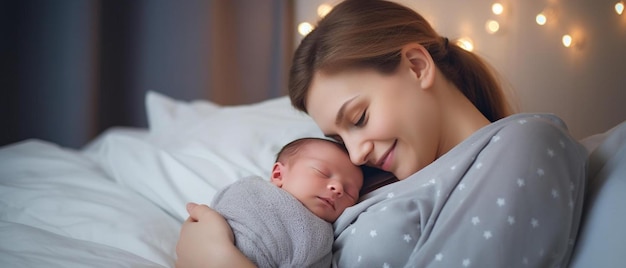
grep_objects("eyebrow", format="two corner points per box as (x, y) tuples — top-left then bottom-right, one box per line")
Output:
(335, 96), (359, 125)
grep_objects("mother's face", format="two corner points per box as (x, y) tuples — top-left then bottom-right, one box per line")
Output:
(306, 66), (442, 180)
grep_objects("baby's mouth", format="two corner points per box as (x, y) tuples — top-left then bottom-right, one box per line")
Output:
(319, 197), (335, 210)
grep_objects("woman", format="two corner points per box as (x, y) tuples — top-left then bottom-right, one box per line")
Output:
(176, 0), (587, 267)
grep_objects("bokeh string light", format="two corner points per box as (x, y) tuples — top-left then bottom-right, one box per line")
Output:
(456, 37), (475, 52)
(298, 1), (610, 51)
(486, 20), (500, 34)
(298, 22), (313, 36)
(492, 3), (504, 15)
(485, 2), (506, 34)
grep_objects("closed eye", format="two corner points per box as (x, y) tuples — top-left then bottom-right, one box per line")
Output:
(313, 167), (330, 178)
(345, 190), (358, 201)
(354, 110), (367, 127)
(325, 134), (344, 144)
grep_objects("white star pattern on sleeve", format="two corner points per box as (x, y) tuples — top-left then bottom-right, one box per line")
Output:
(458, 183), (466, 191)
(537, 169), (545, 176)
(531, 218), (539, 228)
(508, 216), (515, 225)
(403, 234), (412, 243)
(517, 178), (526, 187)
(383, 263), (390, 268)
(497, 198), (506, 207)
(370, 230), (378, 237)
(547, 148), (555, 157)
(435, 253), (443, 261)
(463, 258), (471, 267)
(551, 189), (560, 199)
(471, 216), (480, 225)
(386, 192), (395, 199)
(475, 162), (483, 169)
(483, 230), (492, 239)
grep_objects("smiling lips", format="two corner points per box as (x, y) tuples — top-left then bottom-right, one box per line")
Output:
(376, 140), (397, 172)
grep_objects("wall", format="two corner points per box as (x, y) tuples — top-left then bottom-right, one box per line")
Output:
(1, 0), (293, 149)
(295, 0), (626, 139)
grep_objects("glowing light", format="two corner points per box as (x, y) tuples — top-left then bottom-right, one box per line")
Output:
(486, 20), (500, 34)
(616, 1), (624, 15)
(537, 7), (557, 26)
(562, 34), (573, 48)
(317, 4), (333, 18)
(492, 3), (504, 15)
(536, 13), (547, 25)
(456, 37), (474, 52)
(298, 22), (314, 36)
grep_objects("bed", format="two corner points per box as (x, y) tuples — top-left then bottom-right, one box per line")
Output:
(0, 91), (624, 267)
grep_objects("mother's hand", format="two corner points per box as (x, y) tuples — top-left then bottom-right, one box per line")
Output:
(175, 203), (255, 268)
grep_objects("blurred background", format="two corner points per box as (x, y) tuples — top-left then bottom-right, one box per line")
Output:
(1, 0), (294, 148)
(1, 0), (625, 149)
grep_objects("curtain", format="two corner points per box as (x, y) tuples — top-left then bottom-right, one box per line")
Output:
(1, 0), (294, 149)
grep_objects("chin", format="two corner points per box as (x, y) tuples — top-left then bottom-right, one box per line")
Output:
(396, 174), (410, 180)
(395, 168), (416, 180)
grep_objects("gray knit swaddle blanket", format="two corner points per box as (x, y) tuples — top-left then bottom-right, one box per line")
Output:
(211, 176), (333, 268)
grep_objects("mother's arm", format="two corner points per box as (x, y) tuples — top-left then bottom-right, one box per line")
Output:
(175, 203), (256, 268)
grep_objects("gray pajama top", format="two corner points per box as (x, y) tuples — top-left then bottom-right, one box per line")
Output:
(332, 114), (588, 268)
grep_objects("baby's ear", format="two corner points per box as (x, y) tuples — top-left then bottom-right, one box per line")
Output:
(270, 162), (284, 187)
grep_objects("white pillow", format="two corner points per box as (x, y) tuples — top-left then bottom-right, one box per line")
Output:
(146, 91), (324, 176)
(139, 92), (325, 217)
(145, 91), (222, 135)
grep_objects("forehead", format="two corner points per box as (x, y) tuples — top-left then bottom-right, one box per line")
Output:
(297, 140), (344, 159)
(299, 142), (360, 173)
(306, 70), (367, 130)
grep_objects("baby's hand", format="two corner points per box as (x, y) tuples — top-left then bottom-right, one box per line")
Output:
(175, 203), (235, 267)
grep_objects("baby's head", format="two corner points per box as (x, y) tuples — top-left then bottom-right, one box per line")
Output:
(271, 138), (363, 222)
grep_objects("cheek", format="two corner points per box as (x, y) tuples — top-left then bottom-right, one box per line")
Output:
(367, 113), (397, 140)
(295, 176), (323, 194)
(397, 129), (439, 179)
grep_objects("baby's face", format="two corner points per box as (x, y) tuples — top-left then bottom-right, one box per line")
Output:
(277, 142), (363, 222)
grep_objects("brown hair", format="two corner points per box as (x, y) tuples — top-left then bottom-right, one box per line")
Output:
(275, 137), (348, 164)
(288, 0), (513, 122)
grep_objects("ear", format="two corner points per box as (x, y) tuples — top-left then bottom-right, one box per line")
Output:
(270, 162), (284, 187)
(401, 43), (435, 90)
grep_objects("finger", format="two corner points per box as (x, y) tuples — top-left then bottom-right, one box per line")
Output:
(183, 216), (195, 224)
(188, 204), (215, 221)
(185, 202), (198, 214)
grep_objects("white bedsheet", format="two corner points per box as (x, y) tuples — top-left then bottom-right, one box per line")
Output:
(0, 131), (180, 267)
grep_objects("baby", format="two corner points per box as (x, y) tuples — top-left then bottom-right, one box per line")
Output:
(210, 137), (364, 268)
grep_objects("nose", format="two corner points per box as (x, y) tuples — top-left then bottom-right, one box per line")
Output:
(343, 135), (372, 166)
(328, 182), (344, 197)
